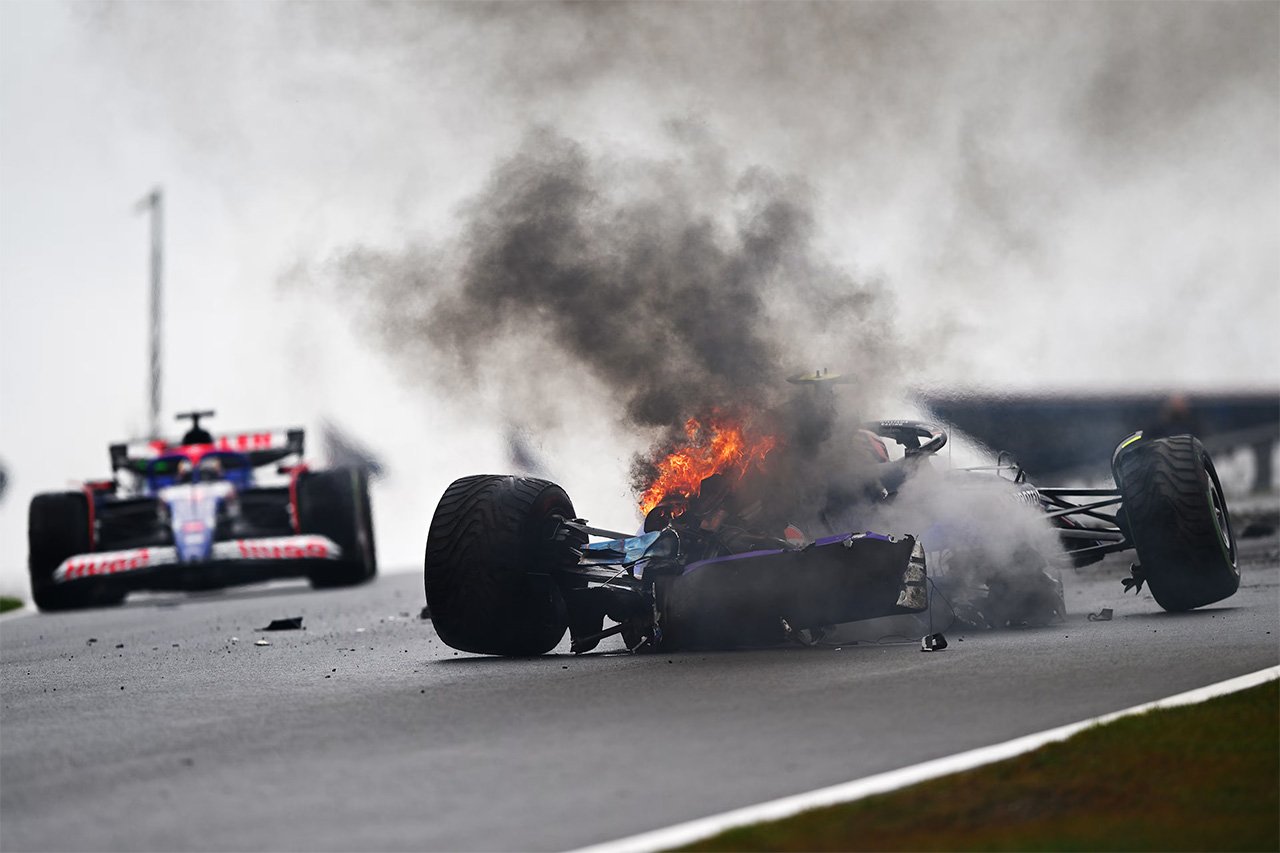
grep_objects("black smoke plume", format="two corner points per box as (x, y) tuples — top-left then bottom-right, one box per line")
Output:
(324, 126), (905, 519)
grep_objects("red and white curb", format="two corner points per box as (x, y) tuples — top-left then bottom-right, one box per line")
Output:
(568, 666), (1280, 853)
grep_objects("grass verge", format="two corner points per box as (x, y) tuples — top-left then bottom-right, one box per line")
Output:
(681, 682), (1278, 852)
(0, 596), (24, 614)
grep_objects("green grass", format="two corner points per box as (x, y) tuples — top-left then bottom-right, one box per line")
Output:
(0, 596), (23, 614)
(681, 682), (1279, 852)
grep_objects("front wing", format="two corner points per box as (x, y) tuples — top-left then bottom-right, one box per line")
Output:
(53, 535), (343, 591)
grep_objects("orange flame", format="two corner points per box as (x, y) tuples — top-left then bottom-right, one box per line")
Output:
(638, 416), (778, 515)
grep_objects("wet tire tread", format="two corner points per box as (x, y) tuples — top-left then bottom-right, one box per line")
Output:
(1118, 435), (1238, 610)
(425, 475), (573, 656)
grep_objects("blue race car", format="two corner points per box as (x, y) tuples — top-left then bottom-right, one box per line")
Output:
(28, 411), (376, 611)
(423, 418), (1237, 655)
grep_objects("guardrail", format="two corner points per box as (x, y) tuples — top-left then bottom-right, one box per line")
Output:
(1200, 424), (1278, 495)
(921, 391), (1279, 484)
(1048, 425), (1278, 498)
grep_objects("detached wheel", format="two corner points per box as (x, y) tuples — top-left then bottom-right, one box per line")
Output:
(28, 492), (123, 611)
(299, 468), (377, 588)
(1116, 435), (1239, 611)
(424, 475), (576, 656)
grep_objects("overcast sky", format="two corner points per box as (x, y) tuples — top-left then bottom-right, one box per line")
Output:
(2, 1), (1277, 596)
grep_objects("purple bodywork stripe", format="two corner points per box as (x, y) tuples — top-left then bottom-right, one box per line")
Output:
(680, 531), (897, 575)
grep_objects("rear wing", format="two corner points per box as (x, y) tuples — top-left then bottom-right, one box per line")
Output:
(110, 429), (305, 473)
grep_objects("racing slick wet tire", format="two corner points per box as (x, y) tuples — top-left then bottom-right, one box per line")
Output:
(424, 475), (576, 656)
(299, 468), (377, 588)
(28, 492), (125, 611)
(1116, 435), (1239, 611)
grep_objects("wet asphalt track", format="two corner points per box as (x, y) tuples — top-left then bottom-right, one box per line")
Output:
(2, 538), (1278, 852)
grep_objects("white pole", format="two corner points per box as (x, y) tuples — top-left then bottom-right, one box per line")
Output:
(136, 187), (163, 439)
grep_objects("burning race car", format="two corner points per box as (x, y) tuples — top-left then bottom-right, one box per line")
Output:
(28, 411), (377, 611)
(424, 407), (1238, 656)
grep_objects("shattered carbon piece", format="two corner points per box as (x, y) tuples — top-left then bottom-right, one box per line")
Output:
(1121, 563), (1147, 595)
(920, 632), (948, 652)
(259, 617), (304, 631)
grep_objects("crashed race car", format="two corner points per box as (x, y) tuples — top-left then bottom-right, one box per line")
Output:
(424, 414), (1238, 656)
(28, 411), (377, 611)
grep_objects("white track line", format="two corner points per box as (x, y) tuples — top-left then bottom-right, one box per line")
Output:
(568, 666), (1280, 853)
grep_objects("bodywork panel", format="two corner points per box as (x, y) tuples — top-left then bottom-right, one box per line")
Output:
(659, 533), (927, 648)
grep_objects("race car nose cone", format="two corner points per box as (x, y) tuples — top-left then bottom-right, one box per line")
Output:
(176, 519), (213, 563)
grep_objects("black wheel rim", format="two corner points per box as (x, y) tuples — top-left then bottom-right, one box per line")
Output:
(1205, 458), (1237, 568)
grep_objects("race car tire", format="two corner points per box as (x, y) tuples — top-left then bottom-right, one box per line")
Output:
(424, 475), (575, 656)
(1116, 435), (1239, 611)
(28, 492), (125, 611)
(299, 468), (377, 588)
